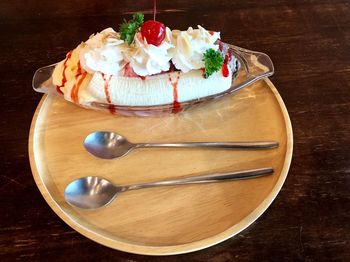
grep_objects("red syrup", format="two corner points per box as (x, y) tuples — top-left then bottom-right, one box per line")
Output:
(169, 62), (176, 72)
(168, 72), (181, 113)
(222, 46), (233, 78)
(56, 51), (72, 95)
(76, 60), (83, 75)
(224, 51), (232, 63)
(222, 63), (229, 77)
(101, 73), (116, 114)
(218, 41), (223, 51)
(123, 63), (138, 77)
(70, 61), (87, 103)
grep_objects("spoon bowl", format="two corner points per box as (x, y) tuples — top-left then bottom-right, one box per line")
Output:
(84, 131), (135, 159)
(64, 176), (118, 209)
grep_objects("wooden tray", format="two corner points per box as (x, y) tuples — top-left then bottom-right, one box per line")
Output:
(29, 78), (293, 255)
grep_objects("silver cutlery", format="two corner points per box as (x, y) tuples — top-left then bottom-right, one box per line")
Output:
(84, 131), (279, 159)
(64, 167), (273, 209)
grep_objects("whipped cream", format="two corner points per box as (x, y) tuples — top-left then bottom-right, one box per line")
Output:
(79, 28), (128, 75)
(127, 28), (174, 76)
(171, 25), (220, 73)
(78, 26), (221, 76)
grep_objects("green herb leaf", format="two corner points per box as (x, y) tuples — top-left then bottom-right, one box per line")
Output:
(203, 48), (223, 78)
(119, 13), (144, 45)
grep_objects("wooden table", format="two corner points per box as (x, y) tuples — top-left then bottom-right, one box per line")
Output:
(1, 0), (349, 260)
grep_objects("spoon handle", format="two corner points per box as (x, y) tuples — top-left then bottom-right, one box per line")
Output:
(121, 167), (273, 192)
(136, 141), (279, 149)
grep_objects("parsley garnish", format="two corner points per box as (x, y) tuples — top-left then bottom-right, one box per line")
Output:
(203, 48), (223, 78)
(119, 13), (144, 45)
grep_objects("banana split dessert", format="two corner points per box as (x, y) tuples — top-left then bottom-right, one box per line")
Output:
(49, 13), (238, 113)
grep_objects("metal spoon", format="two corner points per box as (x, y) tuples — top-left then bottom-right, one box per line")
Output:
(84, 131), (279, 159)
(64, 167), (273, 209)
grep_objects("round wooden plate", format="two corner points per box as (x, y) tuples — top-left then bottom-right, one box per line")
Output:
(29, 78), (293, 255)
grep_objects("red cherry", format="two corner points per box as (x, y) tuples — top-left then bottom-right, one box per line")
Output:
(141, 20), (166, 46)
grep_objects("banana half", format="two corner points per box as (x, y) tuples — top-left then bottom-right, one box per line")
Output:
(52, 46), (233, 107)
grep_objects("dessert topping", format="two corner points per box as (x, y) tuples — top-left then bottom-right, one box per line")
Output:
(171, 25), (221, 73)
(56, 51), (73, 94)
(168, 72), (181, 112)
(79, 28), (127, 75)
(119, 13), (144, 45)
(75, 13), (227, 78)
(203, 48), (224, 78)
(127, 29), (174, 76)
(141, 20), (166, 46)
(221, 63), (229, 77)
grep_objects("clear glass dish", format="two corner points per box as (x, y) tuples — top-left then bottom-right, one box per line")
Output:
(32, 44), (274, 117)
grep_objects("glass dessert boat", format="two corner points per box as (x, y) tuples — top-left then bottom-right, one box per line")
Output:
(32, 44), (274, 117)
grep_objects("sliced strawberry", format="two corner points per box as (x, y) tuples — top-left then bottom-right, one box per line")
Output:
(123, 63), (138, 77)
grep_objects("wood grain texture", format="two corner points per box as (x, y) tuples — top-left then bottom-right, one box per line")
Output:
(28, 79), (292, 255)
(0, 0), (349, 261)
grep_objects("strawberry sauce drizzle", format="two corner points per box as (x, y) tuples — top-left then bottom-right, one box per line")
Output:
(224, 51), (232, 63)
(168, 72), (181, 113)
(218, 41), (223, 51)
(102, 73), (115, 114)
(222, 63), (229, 77)
(71, 61), (87, 103)
(56, 51), (73, 94)
(222, 48), (232, 77)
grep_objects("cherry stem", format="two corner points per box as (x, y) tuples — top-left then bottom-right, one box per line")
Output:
(153, 0), (156, 20)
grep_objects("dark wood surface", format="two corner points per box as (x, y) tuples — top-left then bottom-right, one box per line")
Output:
(1, 0), (349, 261)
